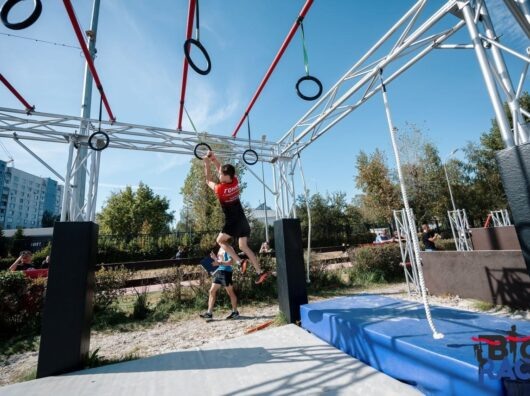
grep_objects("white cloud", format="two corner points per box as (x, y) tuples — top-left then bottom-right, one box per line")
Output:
(151, 152), (190, 173)
(183, 78), (241, 132)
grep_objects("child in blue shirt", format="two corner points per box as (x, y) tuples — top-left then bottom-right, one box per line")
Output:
(200, 245), (239, 320)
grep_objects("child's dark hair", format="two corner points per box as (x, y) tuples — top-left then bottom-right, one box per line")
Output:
(221, 164), (235, 178)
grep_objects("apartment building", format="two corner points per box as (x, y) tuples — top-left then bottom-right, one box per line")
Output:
(0, 160), (63, 229)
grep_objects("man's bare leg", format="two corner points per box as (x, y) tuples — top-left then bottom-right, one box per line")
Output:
(238, 237), (262, 273)
(216, 233), (241, 264)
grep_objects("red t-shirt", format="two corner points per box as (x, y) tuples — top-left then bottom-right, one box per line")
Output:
(214, 176), (240, 207)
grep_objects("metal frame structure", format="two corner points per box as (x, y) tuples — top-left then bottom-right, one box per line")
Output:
(490, 209), (512, 226)
(0, 0), (528, 231)
(394, 208), (421, 296)
(448, 209), (473, 251)
(0, 106), (284, 221)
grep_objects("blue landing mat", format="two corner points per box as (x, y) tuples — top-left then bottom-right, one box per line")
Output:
(300, 295), (530, 396)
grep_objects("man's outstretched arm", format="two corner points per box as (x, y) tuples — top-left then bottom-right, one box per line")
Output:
(207, 150), (221, 172)
(204, 158), (216, 191)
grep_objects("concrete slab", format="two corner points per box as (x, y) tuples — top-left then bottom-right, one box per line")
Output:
(0, 324), (421, 396)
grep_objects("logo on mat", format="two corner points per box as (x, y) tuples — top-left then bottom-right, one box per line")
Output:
(472, 325), (530, 383)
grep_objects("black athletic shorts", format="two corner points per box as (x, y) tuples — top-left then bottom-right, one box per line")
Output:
(222, 216), (251, 239)
(213, 270), (233, 286)
(221, 201), (251, 239)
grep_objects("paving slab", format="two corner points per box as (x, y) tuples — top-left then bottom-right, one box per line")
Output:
(0, 324), (421, 396)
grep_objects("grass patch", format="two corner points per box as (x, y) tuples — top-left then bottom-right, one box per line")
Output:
(273, 311), (288, 326)
(471, 300), (496, 311)
(86, 347), (140, 369)
(0, 333), (39, 358)
(12, 368), (37, 383)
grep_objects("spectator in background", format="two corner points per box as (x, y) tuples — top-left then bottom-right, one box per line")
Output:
(9, 251), (35, 271)
(41, 255), (50, 269)
(174, 246), (187, 259)
(374, 229), (394, 244)
(259, 241), (272, 254)
(422, 224), (440, 251)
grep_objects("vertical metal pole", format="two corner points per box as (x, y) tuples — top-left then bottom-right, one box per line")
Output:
(298, 154), (311, 283)
(61, 140), (75, 221)
(480, 0), (529, 143)
(73, 0), (101, 220)
(91, 150), (101, 221)
(460, 2), (515, 148)
(261, 136), (269, 241)
(86, 151), (95, 220)
(443, 163), (457, 212)
(291, 158), (294, 218)
(517, 0), (530, 24)
(271, 161), (279, 220)
(280, 162), (287, 217)
(502, 0), (530, 37)
(272, 160), (280, 219)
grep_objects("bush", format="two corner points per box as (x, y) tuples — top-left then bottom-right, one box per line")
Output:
(435, 239), (457, 251)
(94, 267), (132, 312)
(10, 228), (27, 258)
(33, 242), (52, 265)
(347, 244), (403, 283)
(308, 265), (348, 290)
(132, 289), (151, 320)
(350, 232), (376, 246)
(0, 271), (46, 339)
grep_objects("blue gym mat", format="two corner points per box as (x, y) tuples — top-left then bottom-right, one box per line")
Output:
(300, 294), (530, 395)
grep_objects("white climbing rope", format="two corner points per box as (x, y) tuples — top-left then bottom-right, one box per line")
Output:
(379, 69), (444, 339)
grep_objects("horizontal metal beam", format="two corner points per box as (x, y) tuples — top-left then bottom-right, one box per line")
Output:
(0, 107), (283, 163)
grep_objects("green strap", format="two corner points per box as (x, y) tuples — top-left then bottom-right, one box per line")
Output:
(184, 105), (198, 134)
(300, 22), (309, 76)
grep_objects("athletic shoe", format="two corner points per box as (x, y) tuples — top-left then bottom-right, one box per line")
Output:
(255, 271), (269, 285)
(240, 259), (248, 274)
(199, 312), (213, 319)
(225, 310), (240, 320)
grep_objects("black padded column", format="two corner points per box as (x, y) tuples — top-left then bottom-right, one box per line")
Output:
(496, 143), (530, 276)
(274, 218), (308, 323)
(37, 222), (98, 378)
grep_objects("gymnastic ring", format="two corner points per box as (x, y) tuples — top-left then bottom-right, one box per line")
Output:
(295, 75), (323, 101)
(243, 149), (258, 165)
(1, 0), (42, 30)
(184, 38), (211, 76)
(88, 131), (110, 151)
(194, 142), (212, 159)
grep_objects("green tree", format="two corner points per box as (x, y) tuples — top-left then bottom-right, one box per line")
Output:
(0, 226), (7, 257)
(355, 149), (400, 225)
(396, 124), (449, 225)
(41, 210), (58, 227)
(462, 92), (530, 225)
(97, 183), (174, 237)
(10, 227), (26, 257)
(296, 192), (367, 246)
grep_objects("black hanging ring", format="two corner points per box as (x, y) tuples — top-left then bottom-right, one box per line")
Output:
(1, 0), (42, 30)
(194, 142), (211, 159)
(88, 131), (109, 151)
(184, 38), (211, 76)
(243, 149), (258, 165)
(295, 75), (323, 101)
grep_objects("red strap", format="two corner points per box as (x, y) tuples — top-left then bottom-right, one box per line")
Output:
(231, 0), (314, 137)
(177, 0), (197, 131)
(0, 73), (34, 114)
(62, 0), (116, 123)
